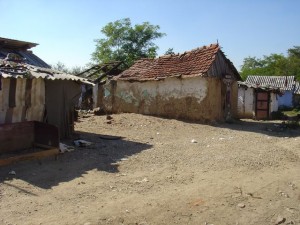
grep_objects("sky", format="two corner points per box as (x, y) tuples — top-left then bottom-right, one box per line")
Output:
(1, 0), (299, 70)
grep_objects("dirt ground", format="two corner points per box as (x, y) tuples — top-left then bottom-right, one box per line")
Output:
(1, 113), (300, 225)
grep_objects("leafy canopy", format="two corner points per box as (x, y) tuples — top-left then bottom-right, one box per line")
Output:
(92, 18), (165, 69)
(240, 46), (300, 81)
(51, 61), (85, 75)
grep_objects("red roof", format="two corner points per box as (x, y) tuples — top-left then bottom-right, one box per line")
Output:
(116, 43), (221, 81)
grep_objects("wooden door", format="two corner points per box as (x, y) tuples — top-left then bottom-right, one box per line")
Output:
(255, 91), (269, 120)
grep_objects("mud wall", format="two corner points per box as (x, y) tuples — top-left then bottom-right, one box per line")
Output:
(230, 81), (239, 118)
(0, 78), (45, 124)
(103, 76), (226, 122)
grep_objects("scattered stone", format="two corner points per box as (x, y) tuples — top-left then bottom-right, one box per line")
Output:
(275, 216), (286, 225)
(286, 207), (295, 214)
(59, 143), (75, 153)
(8, 170), (16, 175)
(118, 217), (124, 223)
(106, 115), (113, 120)
(73, 140), (93, 147)
(278, 191), (290, 198)
(135, 177), (149, 184)
(237, 203), (245, 208)
(204, 222), (214, 225)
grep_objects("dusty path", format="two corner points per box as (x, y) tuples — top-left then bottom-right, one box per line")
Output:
(1, 113), (300, 225)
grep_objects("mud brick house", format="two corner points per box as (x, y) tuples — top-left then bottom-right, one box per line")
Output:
(100, 44), (241, 122)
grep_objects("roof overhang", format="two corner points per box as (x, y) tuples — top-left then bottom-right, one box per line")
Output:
(0, 37), (38, 50)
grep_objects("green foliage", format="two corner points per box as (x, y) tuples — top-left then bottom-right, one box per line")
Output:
(51, 62), (85, 75)
(164, 48), (175, 55)
(51, 61), (69, 73)
(240, 46), (300, 81)
(92, 18), (165, 69)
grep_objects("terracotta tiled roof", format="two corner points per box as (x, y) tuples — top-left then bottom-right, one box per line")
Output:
(115, 44), (220, 81)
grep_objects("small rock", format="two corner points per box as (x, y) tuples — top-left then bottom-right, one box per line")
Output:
(275, 216), (286, 225)
(237, 203), (245, 208)
(118, 217), (124, 223)
(8, 170), (16, 175)
(191, 139), (197, 143)
(286, 207), (294, 214)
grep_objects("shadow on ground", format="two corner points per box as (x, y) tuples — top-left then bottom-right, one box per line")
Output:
(215, 119), (300, 138)
(0, 131), (152, 189)
(145, 114), (300, 138)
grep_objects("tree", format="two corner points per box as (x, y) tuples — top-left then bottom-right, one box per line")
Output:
(240, 47), (300, 81)
(288, 46), (300, 58)
(164, 48), (175, 55)
(51, 62), (85, 75)
(51, 61), (69, 73)
(92, 18), (165, 69)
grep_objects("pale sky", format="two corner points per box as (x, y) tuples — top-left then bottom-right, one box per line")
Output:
(1, 0), (299, 70)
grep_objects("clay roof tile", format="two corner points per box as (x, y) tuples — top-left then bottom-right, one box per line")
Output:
(116, 43), (222, 81)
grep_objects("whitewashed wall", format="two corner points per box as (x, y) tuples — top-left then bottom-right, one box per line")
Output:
(237, 87), (255, 118)
(270, 93), (279, 113)
(238, 86), (280, 118)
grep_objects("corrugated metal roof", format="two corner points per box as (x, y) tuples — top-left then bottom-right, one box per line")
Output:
(0, 60), (94, 85)
(245, 75), (295, 91)
(294, 82), (300, 95)
(243, 75), (300, 94)
(237, 81), (282, 93)
(0, 49), (50, 68)
(0, 37), (38, 50)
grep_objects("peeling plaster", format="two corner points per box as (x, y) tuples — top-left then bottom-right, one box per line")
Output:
(103, 76), (225, 121)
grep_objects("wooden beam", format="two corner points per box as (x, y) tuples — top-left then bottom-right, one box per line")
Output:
(0, 148), (60, 166)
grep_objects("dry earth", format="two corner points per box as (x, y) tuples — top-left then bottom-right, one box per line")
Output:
(1, 113), (300, 225)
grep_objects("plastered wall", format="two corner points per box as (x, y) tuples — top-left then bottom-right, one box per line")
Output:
(102, 76), (227, 122)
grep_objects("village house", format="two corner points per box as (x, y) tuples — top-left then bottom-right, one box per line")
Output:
(238, 75), (300, 119)
(98, 44), (241, 122)
(0, 37), (93, 138)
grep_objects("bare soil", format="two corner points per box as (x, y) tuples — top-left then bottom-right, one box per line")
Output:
(1, 113), (300, 225)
